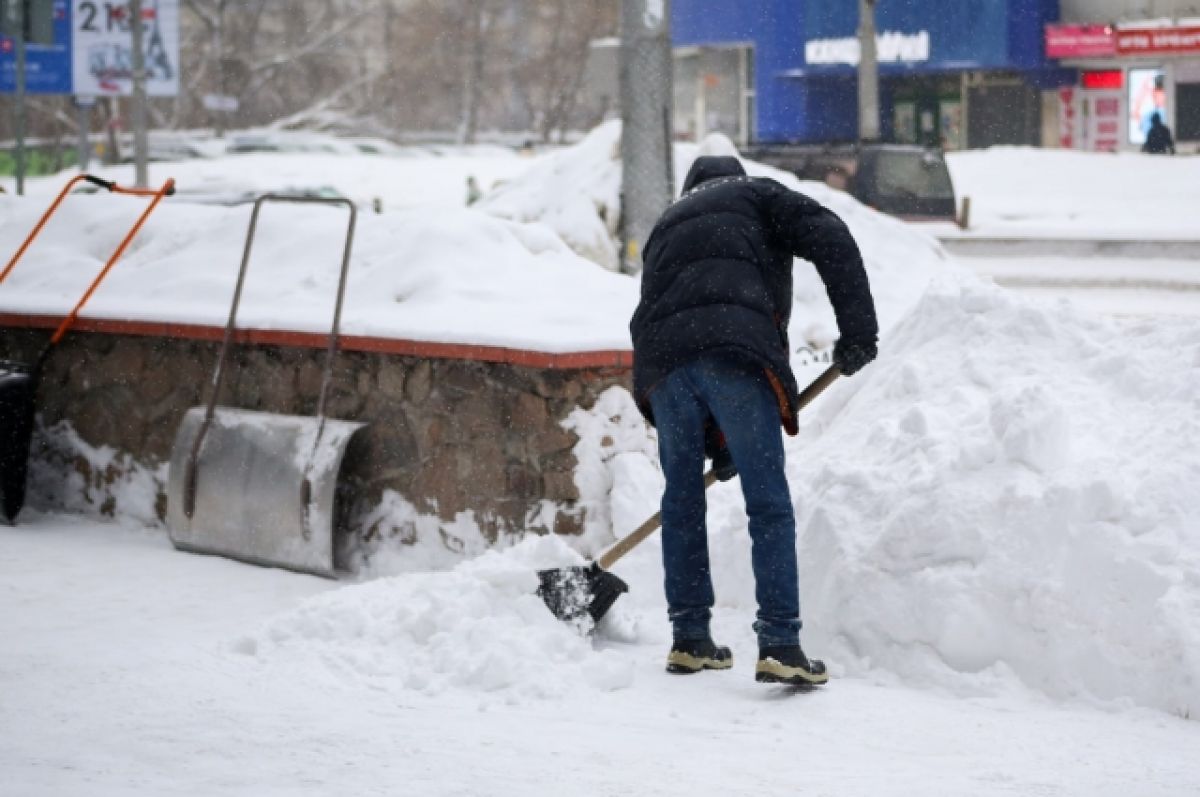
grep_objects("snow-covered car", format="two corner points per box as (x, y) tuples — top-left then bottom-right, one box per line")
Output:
(226, 132), (360, 156)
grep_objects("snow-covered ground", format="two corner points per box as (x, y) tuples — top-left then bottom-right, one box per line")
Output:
(943, 147), (1200, 240)
(25, 144), (533, 213)
(4, 515), (1198, 797)
(1009, 283), (1200, 318)
(962, 255), (1200, 318)
(3, 130), (1200, 793)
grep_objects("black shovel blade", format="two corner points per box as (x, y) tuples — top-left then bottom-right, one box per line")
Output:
(537, 561), (629, 626)
(0, 360), (37, 524)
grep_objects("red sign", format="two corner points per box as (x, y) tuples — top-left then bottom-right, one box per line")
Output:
(1116, 26), (1200, 56)
(1081, 70), (1123, 90)
(1058, 87), (1076, 149)
(1045, 24), (1117, 58)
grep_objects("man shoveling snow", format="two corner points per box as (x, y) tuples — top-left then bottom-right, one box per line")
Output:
(630, 156), (878, 686)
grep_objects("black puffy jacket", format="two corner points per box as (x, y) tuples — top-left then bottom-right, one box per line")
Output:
(630, 156), (877, 433)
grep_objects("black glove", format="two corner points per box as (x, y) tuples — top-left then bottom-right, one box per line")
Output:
(834, 336), (877, 376)
(704, 424), (738, 482)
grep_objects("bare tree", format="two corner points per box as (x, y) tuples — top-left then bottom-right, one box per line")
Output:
(0, 0), (619, 156)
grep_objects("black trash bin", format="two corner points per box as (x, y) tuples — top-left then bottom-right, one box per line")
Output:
(0, 360), (37, 523)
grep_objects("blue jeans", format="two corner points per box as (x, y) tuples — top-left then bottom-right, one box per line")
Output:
(648, 354), (801, 648)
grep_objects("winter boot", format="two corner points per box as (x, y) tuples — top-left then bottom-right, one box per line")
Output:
(755, 645), (829, 686)
(666, 638), (733, 674)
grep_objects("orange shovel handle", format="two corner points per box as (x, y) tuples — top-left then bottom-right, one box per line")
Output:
(0, 174), (176, 285)
(49, 178), (176, 345)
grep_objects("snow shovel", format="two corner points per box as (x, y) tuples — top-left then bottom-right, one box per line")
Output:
(166, 195), (365, 577)
(537, 364), (843, 626)
(0, 175), (176, 524)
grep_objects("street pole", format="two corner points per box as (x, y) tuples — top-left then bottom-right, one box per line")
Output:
(76, 97), (92, 171)
(130, 0), (149, 187)
(619, 0), (674, 276)
(214, 0), (225, 138)
(857, 0), (880, 143)
(13, 0), (27, 195)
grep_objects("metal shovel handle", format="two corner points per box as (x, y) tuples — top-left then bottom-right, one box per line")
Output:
(595, 364), (842, 571)
(183, 195), (358, 520)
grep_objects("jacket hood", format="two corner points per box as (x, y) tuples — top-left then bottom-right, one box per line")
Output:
(682, 156), (746, 194)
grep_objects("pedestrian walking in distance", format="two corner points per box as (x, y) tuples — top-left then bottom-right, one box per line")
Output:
(630, 156), (878, 686)
(1142, 112), (1176, 155)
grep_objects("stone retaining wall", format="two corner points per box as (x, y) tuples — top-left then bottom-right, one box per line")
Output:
(1, 326), (632, 556)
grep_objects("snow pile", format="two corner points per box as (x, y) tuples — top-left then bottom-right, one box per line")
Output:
(241, 536), (635, 699)
(481, 121), (951, 346)
(560, 275), (1200, 716)
(945, 146), (1200, 239)
(479, 121), (624, 271)
(561, 386), (664, 557)
(346, 490), (514, 577)
(0, 193), (637, 352)
(27, 420), (166, 526)
(781, 279), (1200, 716)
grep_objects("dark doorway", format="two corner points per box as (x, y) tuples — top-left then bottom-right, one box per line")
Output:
(968, 81), (1041, 148)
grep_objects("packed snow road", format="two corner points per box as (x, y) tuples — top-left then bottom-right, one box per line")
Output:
(2, 515), (1199, 797)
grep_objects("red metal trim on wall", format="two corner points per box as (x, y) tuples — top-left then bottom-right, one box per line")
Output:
(0, 313), (634, 370)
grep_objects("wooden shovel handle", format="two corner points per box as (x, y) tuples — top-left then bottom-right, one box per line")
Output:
(595, 364), (842, 571)
(596, 469), (716, 570)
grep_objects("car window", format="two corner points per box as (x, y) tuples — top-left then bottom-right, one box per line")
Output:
(874, 151), (955, 200)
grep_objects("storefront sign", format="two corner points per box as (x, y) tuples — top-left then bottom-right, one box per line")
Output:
(1116, 26), (1200, 56)
(805, 30), (930, 66)
(1045, 24), (1116, 59)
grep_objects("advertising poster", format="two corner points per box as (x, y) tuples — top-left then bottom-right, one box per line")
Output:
(71, 0), (179, 96)
(1127, 67), (1166, 146)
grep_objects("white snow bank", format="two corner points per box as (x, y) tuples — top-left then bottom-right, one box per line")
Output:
(482, 122), (952, 347)
(674, 276), (1199, 716)
(945, 147), (1200, 239)
(0, 193), (637, 352)
(480, 121), (624, 271)
(2, 124), (948, 354)
(241, 536), (635, 698)
(553, 269), (1200, 716)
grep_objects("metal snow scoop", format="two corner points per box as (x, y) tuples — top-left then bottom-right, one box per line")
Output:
(0, 174), (176, 524)
(166, 195), (365, 577)
(537, 364), (843, 626)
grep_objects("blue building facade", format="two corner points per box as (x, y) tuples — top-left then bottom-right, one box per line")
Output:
(672, 0), (1071, 147)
